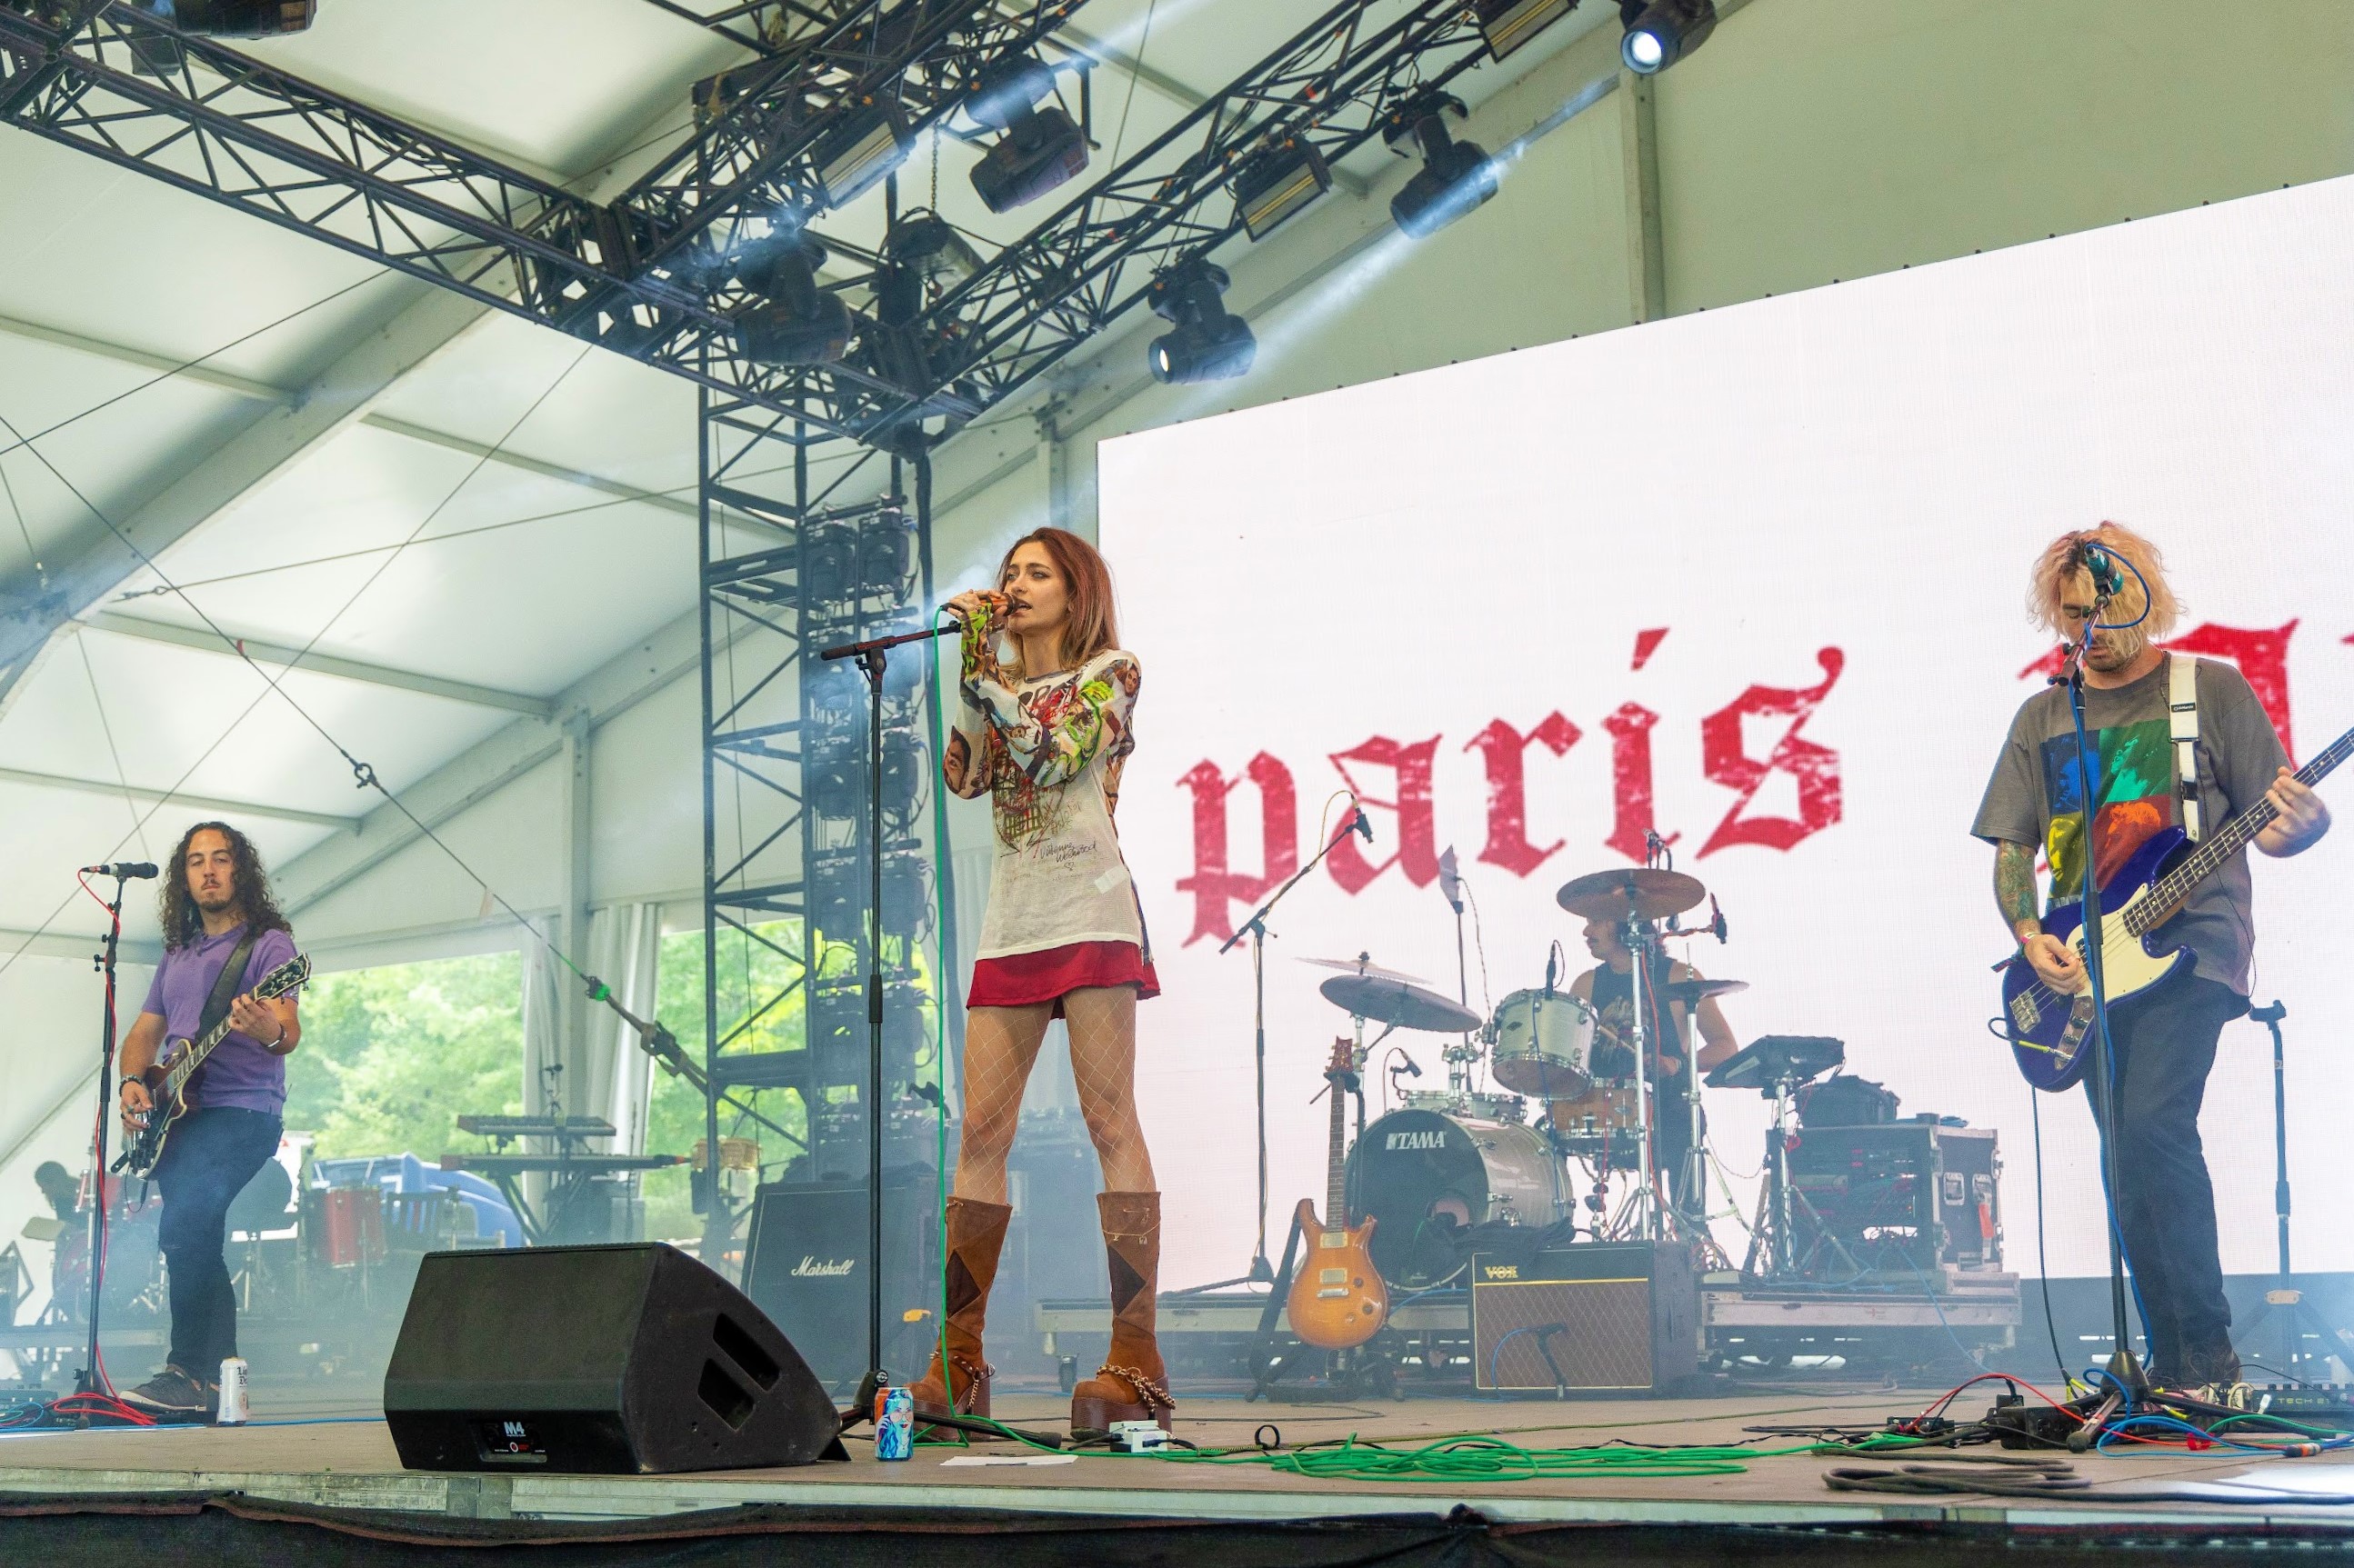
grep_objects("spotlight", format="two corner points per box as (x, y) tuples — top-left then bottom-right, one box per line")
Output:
(886, 209), (983, 289)
(1618, 0), (1715, 74)
(856, 511), (914, 588)
(813, 102), (911, 211)
(965, 55), (1087, 214)
(1146, 260), (1254, 385)
(1383, 93), (1498, 239)
(1476, 0), (1576, 62)
(802, 520), (859, 604)
(735, 237), (854, 365)
(1232, 139), (1332, 242)
(124, 0), (316, 74)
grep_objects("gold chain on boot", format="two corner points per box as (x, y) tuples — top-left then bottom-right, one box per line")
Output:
(1095, 1362), (1175, 1413)
(950, 1353), (995, 1412)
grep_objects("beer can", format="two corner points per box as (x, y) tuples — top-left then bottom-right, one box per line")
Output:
(875, 1384), (913, 1460)
(215, 1356), (249, 1425)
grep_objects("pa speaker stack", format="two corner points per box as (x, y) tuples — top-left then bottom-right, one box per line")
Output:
(384, 1243), (846, 1473)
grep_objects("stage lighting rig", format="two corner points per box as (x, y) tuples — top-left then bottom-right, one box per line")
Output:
(1146, 259), (1254, 385)
(122, 0), (315, 75)
(1384, 92), (1499, 239)
(736, 236), (856, 366)
(813, 101), (911, 211)
(1232, 138), (1333, 242)
(1618, 0), (1715, 74)
(886, 210), (983, 289)
(965, 55), (1090, 215)
(1476, 0), (1578, 62)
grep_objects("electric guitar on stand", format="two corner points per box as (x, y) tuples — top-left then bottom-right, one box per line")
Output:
(115, 953), (311, 1178)
(2003, 722), (2349, 1091)
(1286, 1038), (1389, 1350)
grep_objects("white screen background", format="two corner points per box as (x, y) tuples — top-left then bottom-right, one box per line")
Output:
(1093, 175), (2354, 1289)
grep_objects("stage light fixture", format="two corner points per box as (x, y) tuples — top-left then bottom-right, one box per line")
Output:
(886, 210), (983, 289)
(857, 512), (914, 587)
(1618, 0), (1716, 74)
(1232, 140), (1332, 242)
(965, 55), (1087, 215)
(125, 0), (315, 73)
(802, 520), (859, 604)
(735, 238), (854, 365)
(813, 102), (911, 211)
(1384, 93), (1499, 239)
(1476, 0), (1576, 62)
(1146, 260), (1255, 385)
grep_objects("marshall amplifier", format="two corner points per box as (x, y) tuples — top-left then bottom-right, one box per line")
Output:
(740, 1168), (940, 1393)
(1469, 1243), (1699, 1394)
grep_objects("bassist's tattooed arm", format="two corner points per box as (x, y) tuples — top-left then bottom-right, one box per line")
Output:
(1993, 840), (2041, 944)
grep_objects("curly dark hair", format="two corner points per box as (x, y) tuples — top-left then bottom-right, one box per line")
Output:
(158, 821), (292, 952)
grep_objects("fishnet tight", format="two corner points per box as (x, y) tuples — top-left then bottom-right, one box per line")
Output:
(954, 985), (1155, 1203)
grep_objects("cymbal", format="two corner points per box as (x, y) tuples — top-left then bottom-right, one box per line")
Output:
(1318, 974), (1483, 1034)
(1297, 954), (1431, 986)
(1556, 866), (1707, 923)
(1661, 977), (1748, 1004)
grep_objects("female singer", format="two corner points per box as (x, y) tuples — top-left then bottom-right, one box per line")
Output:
(908, 526), (1170, 1435)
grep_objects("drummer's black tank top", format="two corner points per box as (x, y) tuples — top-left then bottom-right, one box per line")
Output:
(1587, 958), (1687, 1089)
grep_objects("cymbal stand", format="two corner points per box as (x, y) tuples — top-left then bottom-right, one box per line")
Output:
(1618, 912), (1663, 1243)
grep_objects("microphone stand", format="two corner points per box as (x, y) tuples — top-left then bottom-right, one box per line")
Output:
(75, 871), (130, 1399)
(2050, 589), (2151, 1436)
(816, 614), (956, 1423)
(1186, 813), (1362, 1294)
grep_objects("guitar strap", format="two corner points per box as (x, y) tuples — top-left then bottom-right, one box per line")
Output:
(196, 926), (263, 1042)
(2169, 652), (2202, 844)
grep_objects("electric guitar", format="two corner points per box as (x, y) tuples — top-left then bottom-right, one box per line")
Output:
(115, 953), (311, 1177)
(2004, 723), (2349, 1092)
(1285, 1038), (1389, 1350)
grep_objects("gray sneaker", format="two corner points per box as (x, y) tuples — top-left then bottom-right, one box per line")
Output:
(120, 1363), (215, 1421)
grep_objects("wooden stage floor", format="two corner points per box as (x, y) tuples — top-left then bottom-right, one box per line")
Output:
(5, 1385), (2354, 1533)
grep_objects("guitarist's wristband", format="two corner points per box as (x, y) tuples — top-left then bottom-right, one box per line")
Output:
(117, 1077), (140, 1097)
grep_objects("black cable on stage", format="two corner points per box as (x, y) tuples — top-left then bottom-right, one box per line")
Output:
(2028, 1089), (2073, 1390)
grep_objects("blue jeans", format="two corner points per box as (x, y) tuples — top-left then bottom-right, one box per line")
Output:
(152, 1106), (281, 1376)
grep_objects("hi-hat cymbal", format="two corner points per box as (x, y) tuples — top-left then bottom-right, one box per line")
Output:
(1297, 954), (1431, 986)
(1555, 866), (1707, 923)
(1661, 977), (1748, 1004)
(1318, 974), (1483, 1034)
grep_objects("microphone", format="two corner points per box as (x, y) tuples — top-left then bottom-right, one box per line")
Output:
(82, 862), (157, 879)
(1391, 1054), (1423, 1079)
(1350, 805), (1373, 843)
(1543, 944), (1558, 997)
(2079, 541), (2125, 598)
(1708, 895), (1728, 944)
(1437, 846), (1463, 913)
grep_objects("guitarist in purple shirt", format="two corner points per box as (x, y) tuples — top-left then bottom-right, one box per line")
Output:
(1974, 524), (2329, 1392)
(117, 822), (302, 1419)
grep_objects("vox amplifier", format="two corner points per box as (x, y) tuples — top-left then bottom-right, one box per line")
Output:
(1469, 1243), (1699, 1394)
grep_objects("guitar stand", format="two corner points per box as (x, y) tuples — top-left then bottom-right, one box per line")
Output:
(1244, 1211), (1398, 1403)
(2234, 1000), (2354, 1378)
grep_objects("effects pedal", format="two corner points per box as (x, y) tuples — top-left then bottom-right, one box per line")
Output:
(2233, 1383), (2354, 1430)
(1985, 1392), (2089, 1450)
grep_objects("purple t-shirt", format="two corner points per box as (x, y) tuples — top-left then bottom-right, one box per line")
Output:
(139, 924), (299, 1115)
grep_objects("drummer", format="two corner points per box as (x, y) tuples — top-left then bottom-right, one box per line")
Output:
(1566, 917), (1738, 1216)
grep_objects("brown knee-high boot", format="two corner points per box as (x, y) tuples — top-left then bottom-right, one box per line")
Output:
(907, 1196), (1011, 1423)
(1070, 1191), (1176, 1434)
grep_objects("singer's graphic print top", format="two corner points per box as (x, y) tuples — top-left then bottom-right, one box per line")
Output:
(946, 601), (1147, 961)
(1972, 654), (2287, 994)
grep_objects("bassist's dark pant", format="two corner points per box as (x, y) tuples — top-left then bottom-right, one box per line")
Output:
(2084, 974), (2248, 1379)
(152, 1107), (281, 1379)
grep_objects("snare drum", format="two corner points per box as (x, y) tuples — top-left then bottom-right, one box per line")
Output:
(1547, 1080), (1642, 1166)
(1487, 989), (1597, 1097)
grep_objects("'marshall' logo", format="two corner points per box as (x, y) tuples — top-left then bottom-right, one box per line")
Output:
(794, 1256), (856, 1277)
(1386, 1131), (1447, 1151)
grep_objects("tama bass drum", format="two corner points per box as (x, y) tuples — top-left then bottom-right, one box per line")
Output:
(1343, 1111), (1563, 1289)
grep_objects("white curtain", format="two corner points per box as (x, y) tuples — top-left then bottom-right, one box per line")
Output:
(580, 903), (663, 1156)
(517, 926), (565, 1213)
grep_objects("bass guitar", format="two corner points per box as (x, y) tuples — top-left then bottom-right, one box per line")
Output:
(2004, 722), (2349, 1091)
(1286, 1038), (1389, 1350)
(115, 953), (311, 1177)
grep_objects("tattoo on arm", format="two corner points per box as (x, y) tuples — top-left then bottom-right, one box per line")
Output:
(1993, 841), (2040, 937)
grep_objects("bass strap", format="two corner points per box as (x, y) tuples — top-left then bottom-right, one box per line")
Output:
(196, 926), (264, 1042)
(2169, 651), (2202, 844)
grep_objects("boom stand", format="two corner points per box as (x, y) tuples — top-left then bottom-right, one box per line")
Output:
(1618, 912), (1664, 1243)
(75, 872), (130, 1397)
(1187, 815), (1361, 1294)
(2056, 599), (2152, 1436)
(2236, 1001), (2349, 1376)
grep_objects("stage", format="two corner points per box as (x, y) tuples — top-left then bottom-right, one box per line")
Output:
(8, 1385), (2354, 1563)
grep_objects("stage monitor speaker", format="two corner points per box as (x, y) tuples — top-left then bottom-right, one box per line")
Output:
(384, 1242), (846, 1473)
(741, 1169), (939, 1392)
(1469, 1243), (1698, 1394)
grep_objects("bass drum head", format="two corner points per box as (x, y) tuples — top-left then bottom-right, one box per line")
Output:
(1344, 1111), (1564, 1289)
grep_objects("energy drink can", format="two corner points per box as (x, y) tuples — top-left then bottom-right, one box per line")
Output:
(875, 1384), (913, 1460)
(215, 1356), (249, 1425)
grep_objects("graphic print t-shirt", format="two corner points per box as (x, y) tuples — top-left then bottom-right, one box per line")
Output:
(1971, 656), (2288, 994)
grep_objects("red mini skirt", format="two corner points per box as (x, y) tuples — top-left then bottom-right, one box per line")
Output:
(967, 940), (1160, 1014)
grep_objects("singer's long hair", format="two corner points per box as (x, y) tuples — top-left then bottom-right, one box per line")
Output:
(2027, 521), (2179, 643)
(158, 820), (291, 952)
(994, 526), (1120, 669)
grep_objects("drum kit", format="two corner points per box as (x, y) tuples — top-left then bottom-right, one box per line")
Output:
(1309, 864), (1748, 1290)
